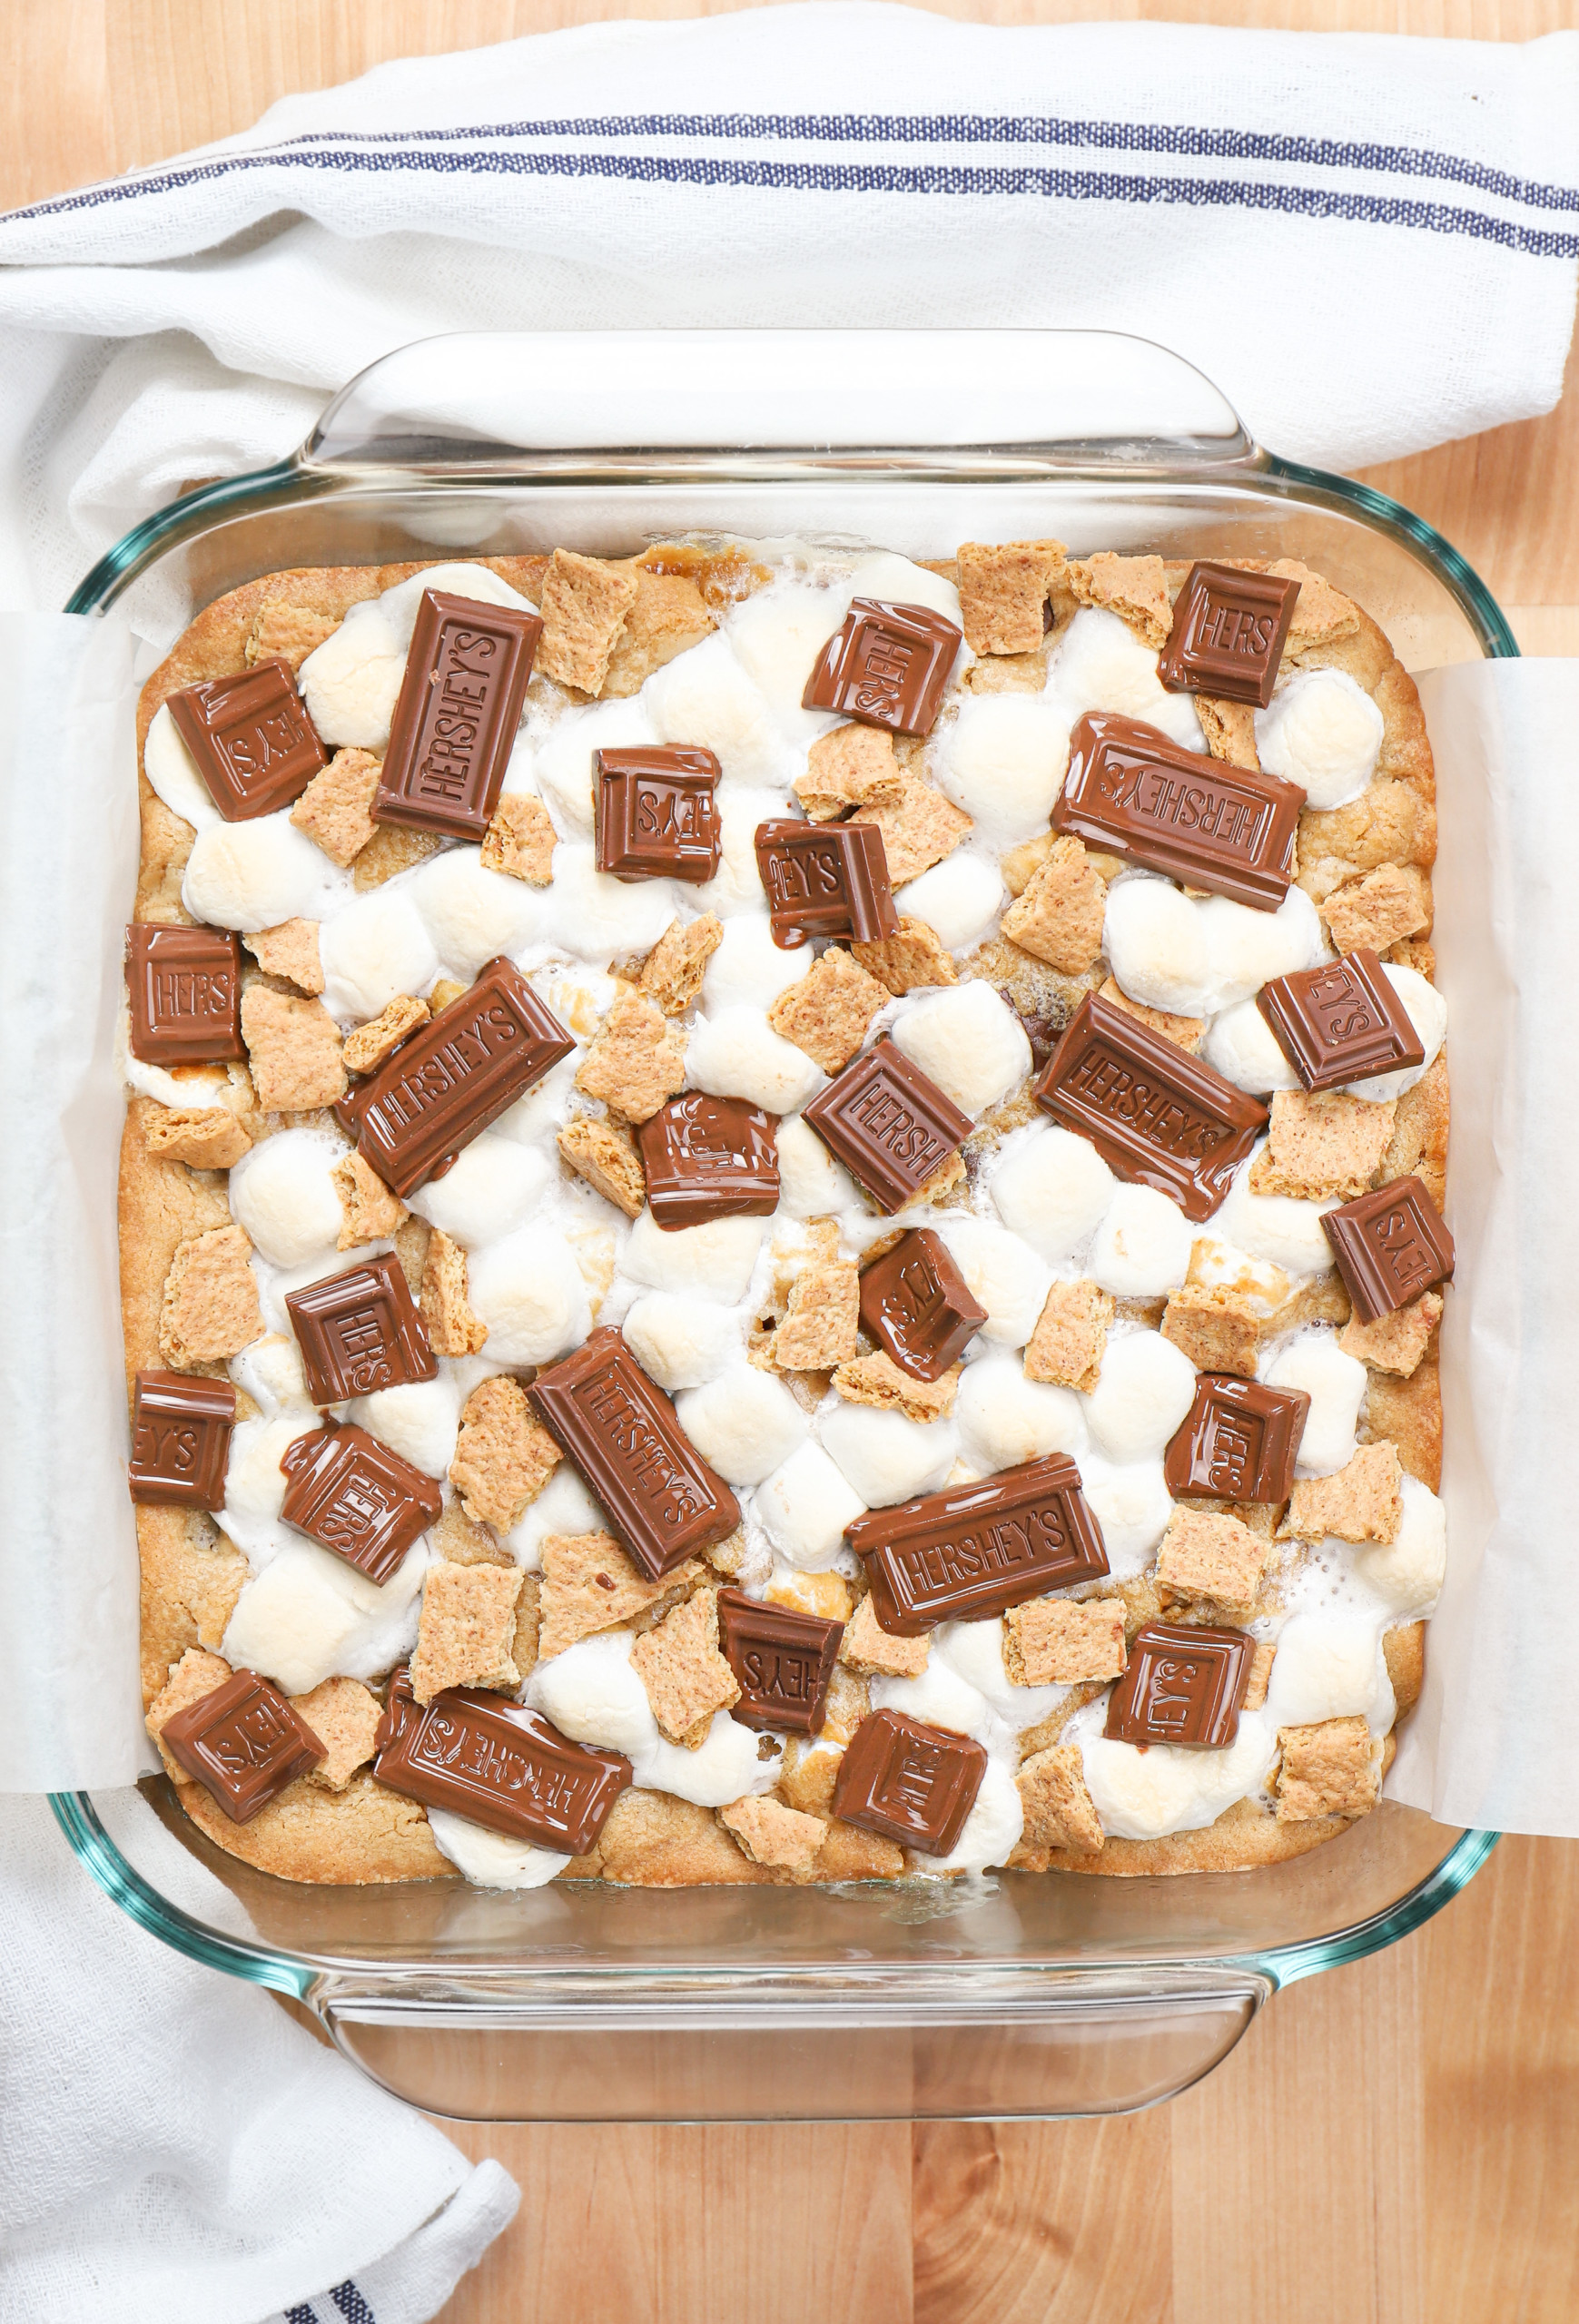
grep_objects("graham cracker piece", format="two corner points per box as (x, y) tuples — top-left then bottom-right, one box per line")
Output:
(1098, 977), (1203, 1054)
(1339, 1289), (1443, 1379)
(1001, 831), (1054, 898)
(1161, 1284), (1262, 1379)
(1156, 1507), (1269, 1609)
(575, 992), (687, 1124)
(822, 1667), (871, 1744)
(638, 913), (723, 1015)
(720, 1794), (828, 1870)
(240, 985), (347, 1113)
(794, 724), (904, 822)
(449, 1374), (561, 1531)
(331, 1148), (408, 1248)
(342, 994), (429, 1077)
(1276, 1715), (1379, 1821)
(1016, 1743), (1104, 1854)
(839, 1593), (930, 1678)
(629, 1587), (740, 1744)
(1380, 1054), (1448, 1212)
(1003, 1596), (1127, 1685)
(851, 773), (972, 885)
(146, 1647), (232, 1783)
(1001, 837), (1108, 974)
(1024, 1279), (1113, 1392)
(962, 649), (1049, 696)
(538, 548), (638, 694)
(1387, 937), (1435, 979)
(558, 1117), (646, 1218)
(514, 1572), (542, 1678)
(851, 915), (958, 996)
(351, 824), (443, 891)
(290, 746), (380, 865)
(1285, 1442), (1403, 1545)
(410, 1559), (524, 1703)
(1268, 559), (1363, 654)
(1067, 552), (1173, 649)
(538, 1531), (702, 1658)
(1243, 1641), (1277, 1711)
(1195, 696), (1260, 770)
(420, 1227), (489, 1356)
(599, 566), (715, 697)
(766, 946), (888, 1073)
(1320, 862), (1432, 955)
(956, 538), (1066, 656)
(774, 1258), (860, 1371)
(1384, 1621), (1426, 1716)
(291, 1675), (383, 1789)
(1249, 1089), (1398, 1202)
(428, 978), (469, 1014)
(242, 919), (323, 995)
(1365, 1364), (1442, 1492)
(143, 1106), (252, 1170)
(394, 1215), (430, 1299)
(833, 1350), (960, 1421)
(431, 1498), (512, 1569)
(245, 600), (340, 672)
(480, 792), (557, 885)
(159, 1222), (262, 1366)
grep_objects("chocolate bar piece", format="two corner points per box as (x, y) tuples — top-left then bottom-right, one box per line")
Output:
(125, 925), (245, 1067)
(857, 1226), (987, 1382)
(335, 956), (573, 1197)
(1033, 991), (1267, 1224)
(848, 1452), (1110, 1636)
(595, 745), (721, 883)
(374, 590), (541, 841)
(1256, 947), (1426, 1092)
(128, 1370), (237, 1510)
(279, 1420), (442, 1585)
(529, 1328), (742, 1580)
(831, 1709), (987, 1854)
(1051, 713), (1304, 911)
(165, 658), (327, 822)
(637, 1093), (779, 1230)
(285, 1252), (437, 1405)
(161, 1669), (326, 1821)
(1103, 1621), (1256, 1748)
(715, 1588), (843, 1736)
(754, 820), (899, 950)
(802, 597), (962, 737)
(1163, 1374), (1310, 1504)
(374, 1671), (630, 1854)
(1158, 561), (1301, 707)
(802, 1038), (972, 1216)
(1321, 1175), (1455, 1324)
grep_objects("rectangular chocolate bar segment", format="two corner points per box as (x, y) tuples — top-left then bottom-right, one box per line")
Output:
(595, 745), (721, 883)
(165, 658), (327, 822)
(858, 1226), (987, 1382)
(637, 1093), (779, 1230)
(1051, 712), (1305, 910)
(375, 590), (541, 842)
(715, 1589), (843, 1736)
(336, 956), (574, 1197)
(128, 1370), (237, 1510)
(1033, 991), (1267, 1224)
(161, 1669), (326, 1821)
(529, 1328), (742, 1580)
(802, 598), (962, 737)
(754, 820), (899, 949)
(125, 925), (245, 1066)
(1321, 1175), (1455, 1324)
(847, 1452), (1110, 1636)
(803, 1038), (972, 1216)
(1163, 1374), (1310, 1504)
(831, 1709), (987, 1854)
(285, 1251), (437, 1405)
(1103, 1621), (1255, 1748)
(1256, 947), (1426, 1092)
(1158, 562), (1301, 707)
(279, 1420), (442, 1585)
(374, 1674), (630, 1853)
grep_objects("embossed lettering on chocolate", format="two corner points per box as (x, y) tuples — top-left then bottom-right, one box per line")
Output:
(166, 657), (327, 821)
(803, 1038), (972, 1216)
(374, 1669), (631, 1854)
(1104, 1622), (1256, 1749)
(1256, 946), (1426, 1092)
(596, 744), (721, 883)
(1163, 1374), (1310, 1504)
(755, 819), (898, 949)
(1158, 562), (1301, 707)
(715, 1589), (843, 1736)
(374, 589), (541, 840)
(279, 1421), (443, 1586)
(125, 924), (245, 1066)
(637, 1093), (780, 1231)
(858, 1227), (987, 1382)
(848, 1452), (1109, 1635)
(832, 1709), (987, 1854)
(802, 598), (962, 736)
(127, 1371), (237, 1510)
(1321, 1174), (1455, 1324)
(160, 1669), (327, 1822)
(285, 1251), (437, 1406)
(1034, 991), (1267, 1223)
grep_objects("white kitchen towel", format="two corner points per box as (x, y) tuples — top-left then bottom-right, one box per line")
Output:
(0, 5), (1576, 613)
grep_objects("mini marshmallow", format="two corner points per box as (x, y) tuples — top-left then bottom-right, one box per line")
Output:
(775, 1113), (860, 1220)
(222, 1538), (426, 1697)
(871, 1661), (992, 1743)
(891, 982), (1030, 1118)
(1194, 885), (1325, 1013)
(467, 1223), (591, 1364)
(406, 1134), (551, 1248)
(846, 551), (963, 629)
(410, 845), (546, 976)
(893, 851), (1006, 953)
(634, 1711), (780, 1807)
(1051, 607), (1204, 749)
(693, 786), (790, 920)
(1203, 996), (1303, 1095)
(1089, 1184), (1194, 1297)
(1257, 667), (1384, 810)
(1347, 965), (1447, 1103)
(686, 1007), (827, 1115)
(676, 1364), (809, 1485)
(221, 1414), (323, 1561)
(754, 1440), (867, 1571)
(934, 694), (1071, 845)
(227, 1128), (347, 1269)
(1103, 875), (1213, 1015)
(990, 1123), (1116, 1262)
(528, 1631), (660, 1758)
(913, 1758), (1025, 1874)
(934, 1617), (1069, 1727)
(490, 1053), (579, 1148)
(350, 1374), (462, 1480)
(935, 1218), (1052, 1349)
(1079, 1711), (1274, 1841)
(954, 1355), (1085, 1472)
(319, 886), (440, 1023)
(703, 912), (813, 1012)
(1265, 1615), (1387, 1727)
(533, 695), (660, 834)
(427, 1809), (570, 1890)
(621, 1209), (766, 1305)
(1217, 1160), (1337, 1277)
(818, 1402), (959, 1508)
(505, 1462), (607, 1572)
(143, 703), (219, 831)
(623, 1292), (740, 1392)
(1355, 1474), (1448, 1615)
(1076, 1452), (1174, 1577)
(229, 1334), (312, 1419)
(644, 631), (789, 788)
(1082, 1331), (1198, 1464)
(726, 578), (848, 745)
(299, 561), (534, 751)
(183, 811), (347, 934)
(539, 842), (681, 963)
(1265, 1329), (1367, 1476)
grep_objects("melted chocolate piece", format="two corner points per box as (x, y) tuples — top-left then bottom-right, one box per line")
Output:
(1103, 1621), (1255, 1748)
(1256, 948), (1426, 1092)
(128, 1371), (236, 1510)
(637, 1093), (779, 1230)
(124, 925), (244, 1067)
(528, 1328), (742, 1580)
(1157, 562), (1301, 707)
(1321, 1175), (1455, 1324)
(374, 1669), (630, 1853)
(858, 1227), (986, 1382)
(831, 1709), (987, 1854)
(802, 1038), (972, 1216)
(285, 1252), (437, 1405)
(1051, 712), (1304, 911)
(802, 597), (962, 736)
(848, 1452), (1109, 1636)
(279, 1420), (443, 1585)
(165, 658), (327, 822)
(754, 820), (898, 949)
(374, 589), (541, 841)
(715, 1589), (843, 1736)
(160, 1669), (326, 1821)
(1163, 1374), (1310, 1504)
(595, 745), (721, 882)
(1033, 991), (1267, 1223)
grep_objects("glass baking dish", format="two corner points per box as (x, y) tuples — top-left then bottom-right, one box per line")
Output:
(54, 330), (1505, 2123)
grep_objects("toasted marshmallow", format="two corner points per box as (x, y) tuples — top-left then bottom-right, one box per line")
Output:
(1264, 1329), (1366, 1475)
(467, 1223), (591, 1364)
(686, 1007), (827, 1114)
(221, 1414), (323, 1560)
(1051, 607), (1204, 749)
(1105, 875), (1323, 1019)
(410, 845), (547, 976)
(1076, 1452), (1173, 1576)
(298, 561), (534, 751)
(505, 1462), (607, 1572)
(1217, 1159), (1337, 1276)
(645, 631), (789, 788)
(427, 1809), (570, 1890)
(703, 912), (813, 1012)
(319, 886), (440, 1022)
(818, 1403), (959, 1507)
(933, 1616), (1067, 1727)
(227, 1128), (347, 1269)
(1204, 995), (1303, 1095)
(871, 1661), (992, 1743)
(622, 1209), (766, 1304)
(954, 1355), (1085, 1472)
(222, 1538), (427, 1696)
(1089, 1184), (1193, 1297)
(533, 695), (660, 834)
(912, 1758), (1025, 1874)
(634, 1711), (780, 1807)
(143, 703), (219, 831)
(1256, 667), (1383, 810)
(228, 1334), (312, 1419)
(406, 1134), (550, 1248)
(755, 1440), (867, 1571)
(934, 1218), (1052, 1349)
(726, 579), (848, 746)
(775, 1113), (859, 1220)
(1266, 1614), (1387, 1726)
(893, 851), (1005, 953)
(183, 812), (347, 933)
(349, 1375), (462, 1480)
(692, 786), (789, 919)
(934, 694), (1071, 845)
(990, 1123), (1116, 1262)
(676, 1364), (809, 1485)
(528, 1631), (660, 1757)
(539, 842), (680, 963)
(891, 981), (1031, 1118)
(1082, 1331), (1197, 1463)
(846, 552), (963, 628)
(1355, 1474), (1447, 1615)
(1080, 1711), (1274, 1841)
(623, 1292), (740, 1392)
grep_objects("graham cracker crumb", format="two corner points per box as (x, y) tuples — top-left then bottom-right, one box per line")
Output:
(159, 1222), (262, 1366)
(241, 984), (347, 1113)
(851, 772), (972, 886)
(291, 1675), (383, 1789)
(851, 915), (958, 996)
(774, 1259), (860, 1371)
(917, 1150), (967, 1207)
(1098, 976), (1203, 1054)
(143, 1106), (252, 1170)
(630, 1587), (740, 1743)
(331, 1149), (408, 1248)
(1268, 560), (1363, 654)
(420, 1227), (489, 1356)
(839, 1594), (930, 1678)
(481, 792), (557, 885)
(962, 649), (1049, 696)
(1067, 552), (1173, 649)
(146, 1647), (232, 1784)
(1321, 863), (1432, 956)
(1001, 831), (1054, 898)
(538, 548), (638, 694)
(1276, 1715), (1379, 1821)
(449, 1374), (561, 1532)
(1242, 1642), (1277, 1712)
(1002, 837), (1108, 974)
(1195, 696), (1260, 770)
(575, 992), (687, 1124)
(514, 1572), (542, 1678)
(638, 913), (723, 1015)
(429, 978), (469, 1015)
(246, 600), (340, 672)
(1156, 1507), (1269, 1608)
(766, 946), (888, 1074)
(352, 824), (443, 892)
(794, 724), (904, 822)
(558, 1117), (646, 1218)
(242, 919), (323, 995)
(538, 1532), (702, 1658)
(290, 746), (380, 865)
(393, 1215), (430, 1298)
(956, 538), (1066, 655)
(1017, 1744), (1104, 1853)
(410, 1560), (524, 1703)
(720, 1793), (827, 1869)
(431, 1497), (513, 1569)
(342, 994), (429, 1077)
(1161, 1283), (1263, 1378)
(601, 566), (715, 697)
(1338, 1290), (1443, 1379)
(1003, 1596), (1126, 1686)
(833, 1350), (960, 1421)
(1249, 1089), (1398, 1202)
(1024, 1279), (1113, 1391)
(1285, 1442), (1403, 1546)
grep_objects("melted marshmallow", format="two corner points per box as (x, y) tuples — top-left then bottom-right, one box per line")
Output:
(990, 1123), (1116, 1262)
(675, 1364), (809, 1485)
(934, 694), (1071, 845)
(891, 981), (1031, 1117)
(755, 1441), (867, 1571)
(1256, 667), (1383, 809)
(228, 1128), (348, 1269)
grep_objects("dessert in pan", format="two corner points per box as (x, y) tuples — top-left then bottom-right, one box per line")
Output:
(123, 536), (1450, 1888)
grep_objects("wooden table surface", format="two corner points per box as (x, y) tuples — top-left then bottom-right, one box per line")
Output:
(9, 3), (1577, 2316)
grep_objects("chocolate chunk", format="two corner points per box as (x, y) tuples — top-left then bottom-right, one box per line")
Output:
(1256, 947), (1426, 1092)
(1321, 1175), (1455, 1324)
(802, 597), (962, 737)
(858, 1227), (986, 1382)
(1051, 712), (1304, 911)
(285, 1251), (437, 1405)
(529, 1328), (742, 1581)
(831, 1709), (987, 1853)
(125, 925), (245, 1067)
(374, 1669), (630, 1853)
(637, 1093), (779, 1230)
(1163, 1374), (1310, 1503)
(595, 745), (721, 883)
(715, 1588), (843, 1736)
(1033, 991), (1267, 1224)
(335, 956), (573, 1197)
(1158, 562), (1301, 707)
(128, 1370), (237, 1510)
(160, 1669), (326, 1821)
(375, 590), (541, 841)
(1103, 1621), (1256, 1748)
(165, 658), (327, 822)
(802, 1038), (972, 1216)
(848, 1452), (1110, 1635)
(754, 820), (899, 950)
(279, 1420), (442, 1585)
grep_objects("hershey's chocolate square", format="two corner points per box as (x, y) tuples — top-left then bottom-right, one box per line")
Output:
(802, 597), (962, 736)
(285, 1252), (437, 1405)
(125, 925), (245, 1067)
(715, 1589), (844, 1736)
(375, 589), (542, 841)
(1158, 562), (1301, 707)
(831, 1709), (988, 1854)
(1256, 948), (1426, 1091)
(858, 1226), (987, 1382)
(161, 1669), (326, 1821)
(848, 1452), (1110, 1634)
(165, 657), (327, 821)
(802, 1038), (972, 1216)
(595, 745), (721, 882)
(1321, 1175), (1455, 1324)
(279, 1420), (442, 1585)
(128, 1370), (237, 1510)
(637, 1093), (779, 1230)
(374, 1671), (631, 1854)
(1103, 1621), (1255, 1748)
(754, 819), (898, 950)
(1162, 1374), (1310, 1504)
